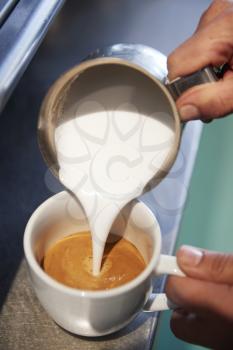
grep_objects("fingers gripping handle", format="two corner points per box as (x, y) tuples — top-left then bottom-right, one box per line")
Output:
(143, 255), (185, 312)
(165, 66), (219, 100)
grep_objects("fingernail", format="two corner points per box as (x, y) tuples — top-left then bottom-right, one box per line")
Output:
(179, 105), (200, 120)
(178, 245), (203, 267)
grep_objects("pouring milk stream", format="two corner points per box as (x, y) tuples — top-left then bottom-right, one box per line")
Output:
(55, 100), (174, 275)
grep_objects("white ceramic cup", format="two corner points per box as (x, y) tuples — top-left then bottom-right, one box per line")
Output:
(23, 191), (184, 337)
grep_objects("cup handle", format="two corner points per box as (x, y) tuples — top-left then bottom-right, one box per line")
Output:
(155, 254), (185, 277)
(143, 254), (185, 312)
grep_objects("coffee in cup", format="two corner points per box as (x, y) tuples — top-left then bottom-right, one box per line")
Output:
(42, 231), (146, 291)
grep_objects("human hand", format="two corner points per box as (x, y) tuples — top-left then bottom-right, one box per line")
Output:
(166, 245), (233, 349)
(167, 0), (233, 121)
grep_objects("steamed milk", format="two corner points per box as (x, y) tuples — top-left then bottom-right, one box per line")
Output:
(55, 105), (174, 275)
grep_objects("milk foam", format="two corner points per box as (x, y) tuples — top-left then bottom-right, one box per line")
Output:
(55, 106), (174, 275)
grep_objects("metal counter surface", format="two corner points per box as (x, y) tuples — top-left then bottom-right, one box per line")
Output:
(0, 0), (210, 349)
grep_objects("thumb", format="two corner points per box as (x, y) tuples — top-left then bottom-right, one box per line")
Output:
(177, 245), (233, 284)
(177, 73), (233, 121)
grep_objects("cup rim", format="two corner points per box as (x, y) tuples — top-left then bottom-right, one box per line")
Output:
(24, 191), (161, 299)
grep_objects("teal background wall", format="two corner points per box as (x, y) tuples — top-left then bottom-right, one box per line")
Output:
(153, 115), (233, 350)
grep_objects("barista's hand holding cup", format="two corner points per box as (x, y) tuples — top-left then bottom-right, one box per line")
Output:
(166, 247), (233, 349)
